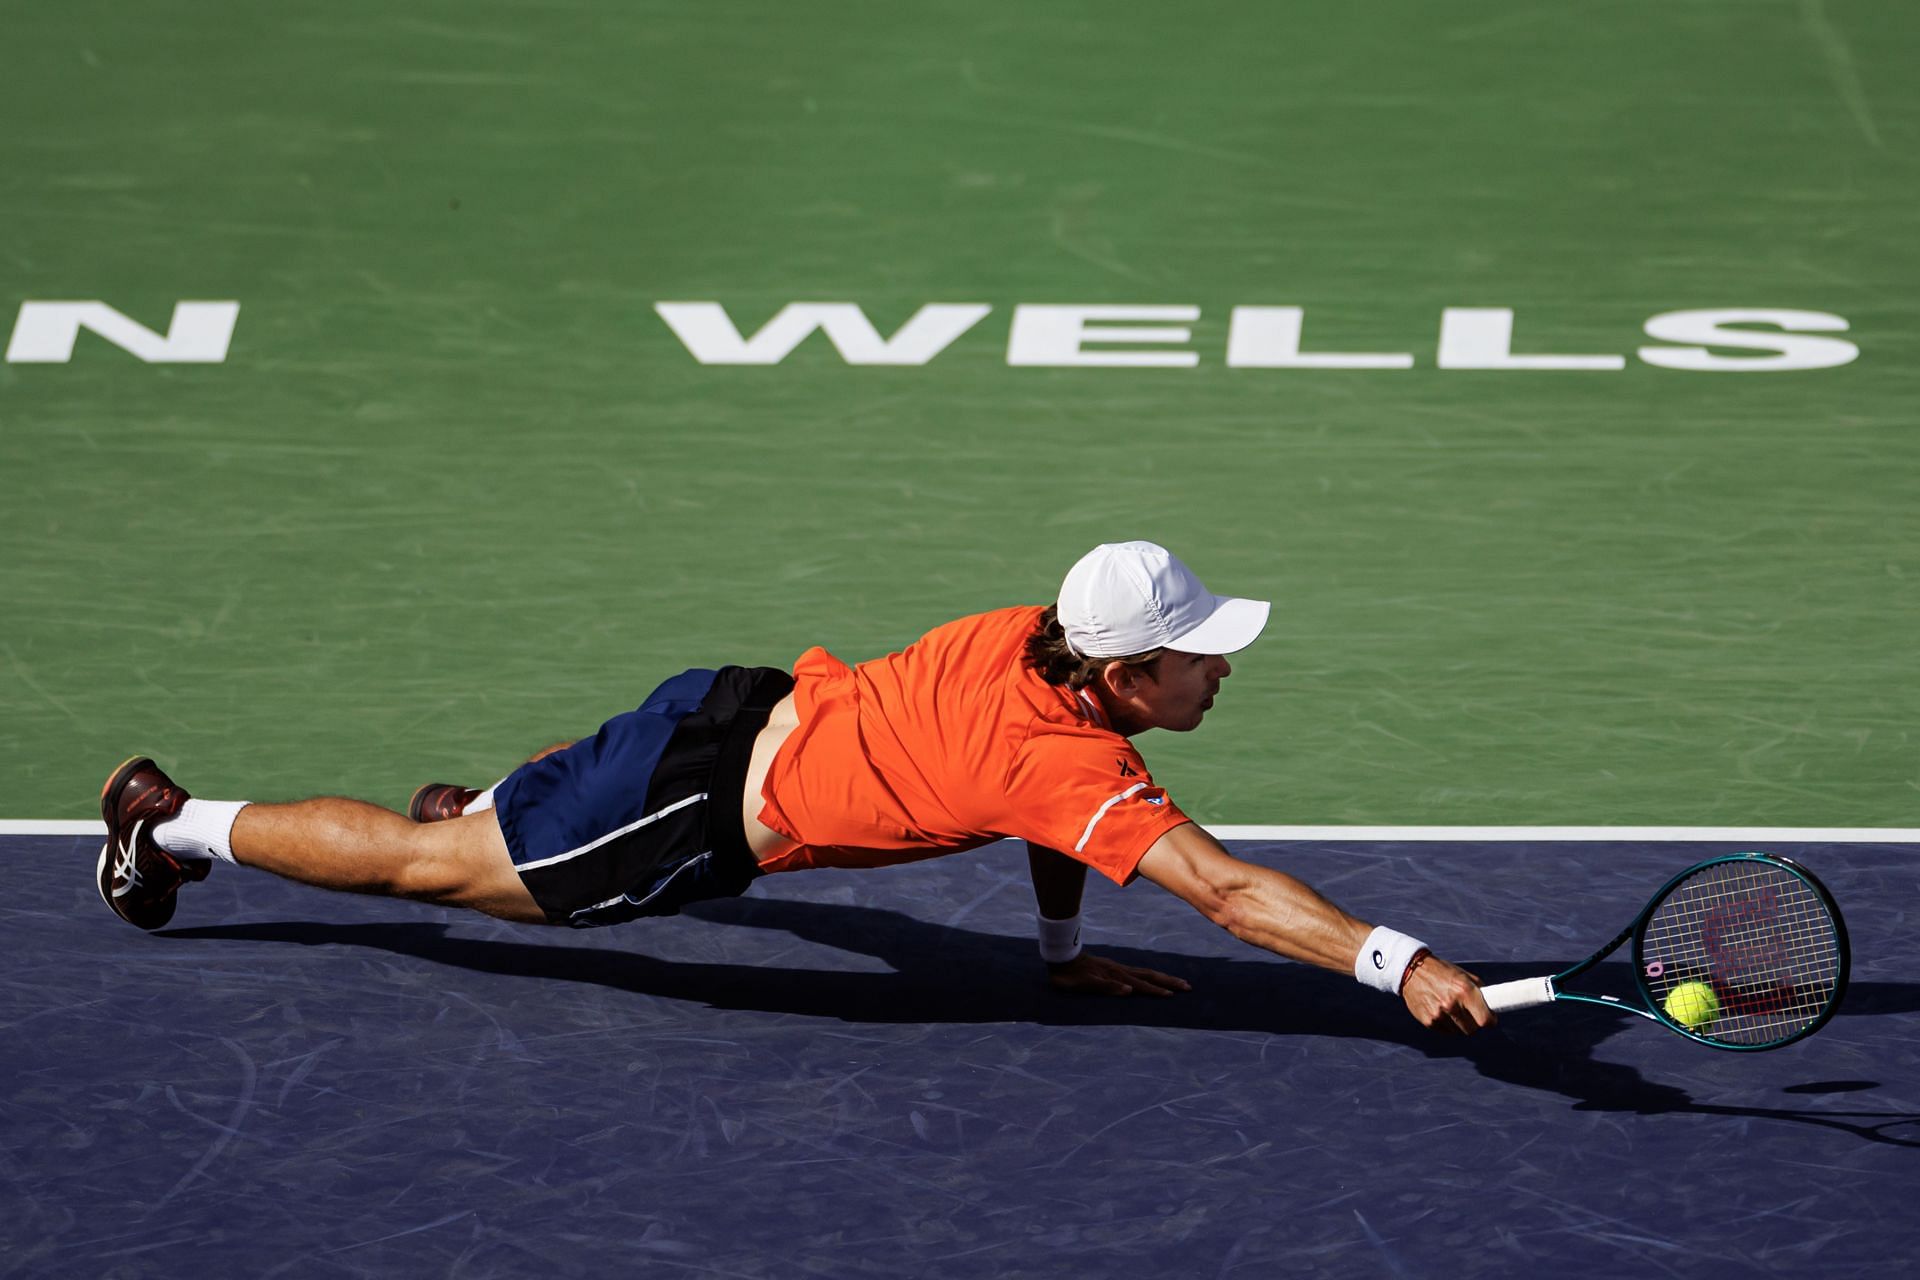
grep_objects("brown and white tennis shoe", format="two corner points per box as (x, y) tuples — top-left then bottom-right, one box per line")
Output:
(97, 756), (209, 931)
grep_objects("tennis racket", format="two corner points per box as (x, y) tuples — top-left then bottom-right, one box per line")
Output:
(1479, 853), (1849, 1050)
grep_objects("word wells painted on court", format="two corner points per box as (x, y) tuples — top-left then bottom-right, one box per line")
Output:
(653, 303), (1859, 372)
(3, 300), (1859, 373)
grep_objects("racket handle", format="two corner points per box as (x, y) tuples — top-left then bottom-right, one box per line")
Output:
(1479, 976), (1556, 1012)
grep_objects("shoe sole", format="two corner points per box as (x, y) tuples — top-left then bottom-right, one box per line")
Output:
(406, 783), (438, 823)
(406, 782), (478, 823)
(101, 754), (152, 810)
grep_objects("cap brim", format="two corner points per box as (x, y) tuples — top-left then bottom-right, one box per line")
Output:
(1164, 596), (1270, 655)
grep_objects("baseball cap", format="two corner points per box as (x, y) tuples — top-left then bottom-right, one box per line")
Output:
(1057, 541), (1271, 658)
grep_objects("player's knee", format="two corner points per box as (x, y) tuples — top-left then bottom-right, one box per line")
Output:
(384, 820), (541, 921)
(385, 847), (466, 903)
(383, 828), (488, 905)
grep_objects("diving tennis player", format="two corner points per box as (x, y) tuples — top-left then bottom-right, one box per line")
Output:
(96, 541), (1494, 1035)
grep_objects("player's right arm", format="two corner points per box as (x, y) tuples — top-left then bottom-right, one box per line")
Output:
(1133, 822), (1493, 1034)
(1026, 842), (1191, 997)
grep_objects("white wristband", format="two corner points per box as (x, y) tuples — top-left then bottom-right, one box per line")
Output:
(1354, 926), (1428, 994)
(1037, 913), (1083, 964)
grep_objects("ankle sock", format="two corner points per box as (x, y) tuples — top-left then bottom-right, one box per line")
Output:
(154, 799), (250, 864)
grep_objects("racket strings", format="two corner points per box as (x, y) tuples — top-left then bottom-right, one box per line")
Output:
(1640, 861), (1841, 1047)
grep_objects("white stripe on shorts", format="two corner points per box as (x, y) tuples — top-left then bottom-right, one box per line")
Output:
(516, 791), (708, 872)
(1074, 782), (1148, 854)
(567, 848), (714, 921)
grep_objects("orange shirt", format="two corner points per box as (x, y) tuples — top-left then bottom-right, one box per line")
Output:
(756, 605), (1191, 884)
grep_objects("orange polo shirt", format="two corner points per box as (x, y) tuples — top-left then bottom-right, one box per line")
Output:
(756, 605), (1191, 884)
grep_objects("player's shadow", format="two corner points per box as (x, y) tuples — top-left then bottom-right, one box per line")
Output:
(167, 895), (1920, 1147)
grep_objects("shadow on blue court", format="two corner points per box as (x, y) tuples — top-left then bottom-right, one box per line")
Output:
(6, 836), (1916, 1278)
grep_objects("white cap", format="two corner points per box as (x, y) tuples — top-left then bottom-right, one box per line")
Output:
(1057, 541), (1271, 658)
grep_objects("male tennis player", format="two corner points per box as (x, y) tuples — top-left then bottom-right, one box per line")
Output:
(97, 541), (1494, 1035)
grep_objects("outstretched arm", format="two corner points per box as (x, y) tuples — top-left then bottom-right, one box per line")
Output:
(1026, 843), (1190, 997)
(1133, 823), (1493, 1034)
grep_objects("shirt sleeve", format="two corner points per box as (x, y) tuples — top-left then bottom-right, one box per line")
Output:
(1003, 732), (1190, 884)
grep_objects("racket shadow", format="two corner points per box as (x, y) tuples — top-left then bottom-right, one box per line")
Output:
(1455, 959), (1920, 1147)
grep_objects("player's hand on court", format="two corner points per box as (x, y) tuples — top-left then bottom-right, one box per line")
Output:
(1401, 955), (1496, 1034)
(1047, 952), (1191, 997)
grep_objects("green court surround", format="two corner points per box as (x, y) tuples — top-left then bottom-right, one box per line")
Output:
(5, 1), (1916, 826)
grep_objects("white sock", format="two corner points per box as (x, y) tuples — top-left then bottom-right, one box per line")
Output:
(154, 799), (250, 864)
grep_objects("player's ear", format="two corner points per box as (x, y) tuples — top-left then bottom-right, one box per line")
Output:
(1101, 660), (1147, 695)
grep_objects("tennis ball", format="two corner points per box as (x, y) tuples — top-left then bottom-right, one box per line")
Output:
(1664, 981), (1720, 1028)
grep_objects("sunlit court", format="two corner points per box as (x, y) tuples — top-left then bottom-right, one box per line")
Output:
(4, 3), (1917, 1276)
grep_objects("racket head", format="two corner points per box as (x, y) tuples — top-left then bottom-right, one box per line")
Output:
(1632, 853), (1850, 1050)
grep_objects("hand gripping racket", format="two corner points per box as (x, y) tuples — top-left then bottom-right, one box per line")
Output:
(1479, 853), (1850, 1050)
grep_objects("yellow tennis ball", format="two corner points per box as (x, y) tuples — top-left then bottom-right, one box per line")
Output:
(1664, 981), (1720, 1028)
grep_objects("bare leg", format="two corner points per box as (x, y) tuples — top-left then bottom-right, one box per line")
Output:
(232, 800), (546, 924)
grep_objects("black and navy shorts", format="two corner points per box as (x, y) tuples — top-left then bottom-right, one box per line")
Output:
(492, 665), (793, 927)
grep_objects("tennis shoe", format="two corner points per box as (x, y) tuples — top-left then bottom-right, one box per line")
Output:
(97, 756), (209, 931)
(407, 782), (480, 824)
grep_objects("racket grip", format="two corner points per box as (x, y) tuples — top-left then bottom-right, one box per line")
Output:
(1479, 976), (1556, 1012)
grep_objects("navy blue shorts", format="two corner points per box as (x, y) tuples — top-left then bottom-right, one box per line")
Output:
(492, 665), (794, 927)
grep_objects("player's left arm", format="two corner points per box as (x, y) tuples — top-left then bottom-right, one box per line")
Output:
(1026, 842), (1191, 997)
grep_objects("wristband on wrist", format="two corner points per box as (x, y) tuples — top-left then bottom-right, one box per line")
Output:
(1354, 926), (1428, 994)
(1037, 912), (1083, 964)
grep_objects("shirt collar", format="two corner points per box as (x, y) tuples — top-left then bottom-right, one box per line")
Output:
(1074, 686), (1111, 729)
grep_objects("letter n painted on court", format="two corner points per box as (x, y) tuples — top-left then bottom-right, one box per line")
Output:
(6, 301), (240, 363)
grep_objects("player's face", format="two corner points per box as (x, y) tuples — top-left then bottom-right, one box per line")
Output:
(1129, 650), (1231, 733)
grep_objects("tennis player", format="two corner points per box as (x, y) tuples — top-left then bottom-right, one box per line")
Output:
(97, 541), (1494, 1035)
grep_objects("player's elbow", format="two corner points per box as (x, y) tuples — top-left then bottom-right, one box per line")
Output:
(1178, 865), (1260, 937)
(1209, 881), (1267, 941)
(1189, 863), (1292, 947)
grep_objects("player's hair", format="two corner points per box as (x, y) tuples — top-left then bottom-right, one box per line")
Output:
(1024, 606), (1164, 690)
